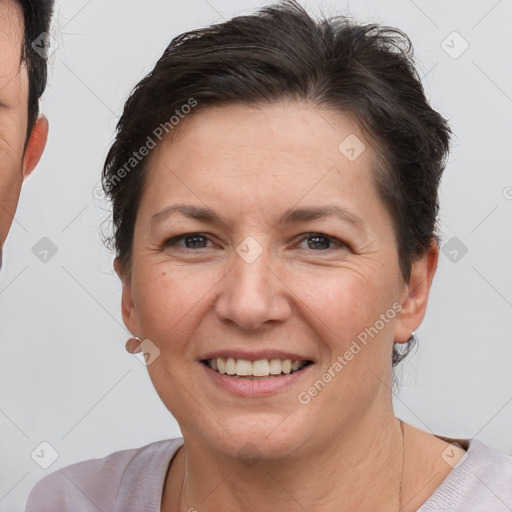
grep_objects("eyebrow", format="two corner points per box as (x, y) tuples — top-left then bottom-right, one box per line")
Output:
(151, 204), (367, 231)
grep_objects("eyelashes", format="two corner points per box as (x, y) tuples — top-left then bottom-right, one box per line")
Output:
(164, 233), (212, 250)
(302, 233), (345, 251)
(163, 232), (348, 252)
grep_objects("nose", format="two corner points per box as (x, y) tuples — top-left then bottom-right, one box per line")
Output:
(214, 243), (292, 331)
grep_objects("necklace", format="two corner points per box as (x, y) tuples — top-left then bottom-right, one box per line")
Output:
(398, 418), (405, 511)
(178, 449), (187, 512)
(176, 420), (406, 512)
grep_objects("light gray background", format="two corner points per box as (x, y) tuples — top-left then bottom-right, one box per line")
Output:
(1, 0), (511, 510)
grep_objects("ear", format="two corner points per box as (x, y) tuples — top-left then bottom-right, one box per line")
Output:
(114, 257), (139, 336)
(393, 239), (439, 343)
(23, 115), (49, 179)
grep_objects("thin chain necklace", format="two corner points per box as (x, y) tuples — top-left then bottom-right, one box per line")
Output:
(398, 418), (405, 511)
(177, 420), (406, 512)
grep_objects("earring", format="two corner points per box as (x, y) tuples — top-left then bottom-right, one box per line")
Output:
(125, 336), (142, 354)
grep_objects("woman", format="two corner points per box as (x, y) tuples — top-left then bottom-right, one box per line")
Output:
(26, 1), (512, 511)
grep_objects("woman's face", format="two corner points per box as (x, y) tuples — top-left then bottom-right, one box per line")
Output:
(119, 101), (429, 459)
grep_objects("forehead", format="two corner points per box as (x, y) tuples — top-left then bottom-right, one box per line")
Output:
(169, 101), (366, 152)
(147, 101), (377, 198)
(139, 102), (389, 236)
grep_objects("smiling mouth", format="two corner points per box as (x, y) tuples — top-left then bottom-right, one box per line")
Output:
(201, 357), (313, 379)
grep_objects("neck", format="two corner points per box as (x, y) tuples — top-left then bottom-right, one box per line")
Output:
(174, 410), (404, 512)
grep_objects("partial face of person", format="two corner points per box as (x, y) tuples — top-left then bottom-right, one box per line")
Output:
(118, 101), (434, 459)
(0, 0), (48, 268)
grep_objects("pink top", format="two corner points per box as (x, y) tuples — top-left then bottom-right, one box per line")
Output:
(26, 436), (512, 511)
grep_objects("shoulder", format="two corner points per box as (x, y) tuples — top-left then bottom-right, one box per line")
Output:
(25, 437), (184, 512)
(419, 438), (512, 512)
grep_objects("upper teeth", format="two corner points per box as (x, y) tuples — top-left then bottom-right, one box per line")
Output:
(207, 358), (307, 376)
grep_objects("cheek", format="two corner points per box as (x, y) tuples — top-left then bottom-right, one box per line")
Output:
(131, 260), (224, 350)
(0, 167), (23, 206)
(0, 118), (27, 199)
(289, 264), (391, 335)
(293, 268), (398, 392)
(0, 104), (28, 155)
(0, 151), (23, 241)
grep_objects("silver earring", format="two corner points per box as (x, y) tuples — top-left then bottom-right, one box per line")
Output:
(125, 336), (142, 354)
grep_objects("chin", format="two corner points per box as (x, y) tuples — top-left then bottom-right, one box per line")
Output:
(189, 410), (315, 462)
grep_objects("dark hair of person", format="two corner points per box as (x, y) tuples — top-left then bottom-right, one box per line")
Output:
(17, 0), (54, 138)
(102, 0), (451, 368)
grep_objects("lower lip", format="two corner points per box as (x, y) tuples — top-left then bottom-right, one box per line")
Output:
(200, 362), (314, 397)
